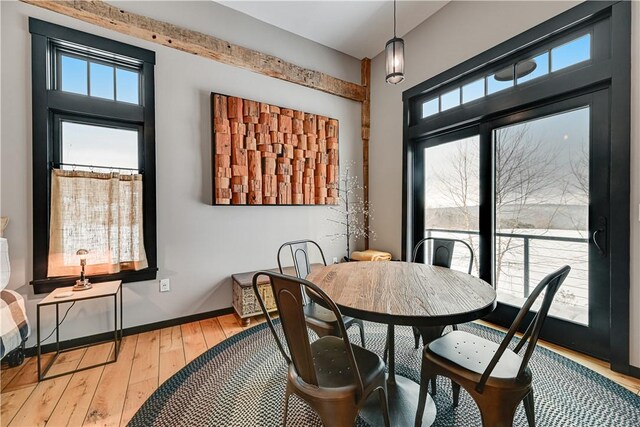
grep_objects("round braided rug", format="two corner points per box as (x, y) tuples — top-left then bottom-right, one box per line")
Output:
(129, 321), (640, 426)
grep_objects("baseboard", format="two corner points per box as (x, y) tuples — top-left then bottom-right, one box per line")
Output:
(25, 306), (235, 357)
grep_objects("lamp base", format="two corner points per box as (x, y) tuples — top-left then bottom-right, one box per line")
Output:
(73, 279), (92, 291)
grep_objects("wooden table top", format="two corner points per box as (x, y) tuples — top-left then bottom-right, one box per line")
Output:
(306, 261), (496, 327)
(39, 280), (122, 306)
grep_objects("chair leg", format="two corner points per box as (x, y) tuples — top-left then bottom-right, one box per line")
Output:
(523, 390), (535, 427)
(430, 376), (437, 396)
(357, 320), (366, 348)
(413, 326), (421, 349)
(414, 357), (432, 427)
(451, 381), (461, 407)
(317, 402), (358, 427)
(378, 387), (391, 427)
(283, 389), (291, 427)
(477, 395), (519, 427)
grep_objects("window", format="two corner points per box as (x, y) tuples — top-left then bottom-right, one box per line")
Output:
(462, 79), (484, 104)
(440, 88), (460, 111)
(419, 32), (593, 118)
(56, 48), (141, 103)
(551, 33), (590, 71)
(516, 52), (549, 84)
(59, 120), (140, 171)
(30, 18), (157, 293)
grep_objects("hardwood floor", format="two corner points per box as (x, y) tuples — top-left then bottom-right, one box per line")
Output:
(0, 314), (259, 427)
(1, 314), (639, 426)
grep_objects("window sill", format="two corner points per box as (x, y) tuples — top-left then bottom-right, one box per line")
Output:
(31, 268), (158, 294)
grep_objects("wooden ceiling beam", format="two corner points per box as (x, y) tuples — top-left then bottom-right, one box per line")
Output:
(20, 0), (366, 102)
(361, 58), (371, 250)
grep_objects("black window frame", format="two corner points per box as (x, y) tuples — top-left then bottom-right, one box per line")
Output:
(402, 1), (631, 373)
(30, 18), (157, 294)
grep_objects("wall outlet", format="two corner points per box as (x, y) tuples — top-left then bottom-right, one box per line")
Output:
(332, 257), (338, 264)
(159, 278), (170, 292)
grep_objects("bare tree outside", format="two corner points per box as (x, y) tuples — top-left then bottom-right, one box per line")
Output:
(424, 108), (590, 323)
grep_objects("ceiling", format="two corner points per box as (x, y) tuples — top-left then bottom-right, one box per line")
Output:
(217, 1), (449, 59)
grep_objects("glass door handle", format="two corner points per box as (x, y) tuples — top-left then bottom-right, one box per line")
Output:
(592, 217), (607, 257)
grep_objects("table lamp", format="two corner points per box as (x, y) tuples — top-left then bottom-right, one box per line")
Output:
(73, 248), (92, 291)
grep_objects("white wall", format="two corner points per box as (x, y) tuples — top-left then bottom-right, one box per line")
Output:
(0, 0), (363, 345)
(369, 0), (640, 368)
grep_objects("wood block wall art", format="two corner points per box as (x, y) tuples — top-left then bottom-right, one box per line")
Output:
(211, 93), (340, 205)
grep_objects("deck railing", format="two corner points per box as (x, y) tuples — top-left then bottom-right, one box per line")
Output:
(424, 228), (589, 299)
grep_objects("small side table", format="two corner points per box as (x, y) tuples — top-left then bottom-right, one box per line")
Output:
(37, 280), (123, 381)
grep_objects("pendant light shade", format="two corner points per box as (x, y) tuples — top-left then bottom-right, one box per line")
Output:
(385, 37), (405, 84)
(385, 0), (405, 84)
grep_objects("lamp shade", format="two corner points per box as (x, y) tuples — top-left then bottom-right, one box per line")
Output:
(385, 37), (405, 84)
(76, 248), (88, 261)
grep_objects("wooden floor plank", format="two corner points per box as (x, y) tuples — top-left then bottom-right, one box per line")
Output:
(83, 335), (137, 427)
(127, 330), (160, 385)
(2, 353), (55, 393)
(217, 314), (245, 338)
(1, 363), (27, 393)
(199, 318), (226, 349)
(158, 347), (185, 386)
(1, 384), (36, 427)
(46, 342), (114, 427)
(118, 378), (156, 427)
(158, 326), (186, 385)
(180, 322), (208, 363)
(118, 331), (160, 426)
(159, 326), (183, 352)
(9, 348), (86, 427)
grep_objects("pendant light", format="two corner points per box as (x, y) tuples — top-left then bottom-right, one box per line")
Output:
(385, 0), (405, 84)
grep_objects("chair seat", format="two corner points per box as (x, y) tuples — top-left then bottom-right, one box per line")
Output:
(427, 330), (528, 380)
(304, 301), (357, 328)
(310, 336), (384, 389)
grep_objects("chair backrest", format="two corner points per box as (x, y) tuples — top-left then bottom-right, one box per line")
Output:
(252, 270), (364, 398)
(412, 237), (474, 274)
(277, 239), (327, 280)
(476, 265), (571, 392)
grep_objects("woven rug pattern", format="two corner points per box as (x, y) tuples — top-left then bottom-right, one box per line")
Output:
(129, 322), (640, 426)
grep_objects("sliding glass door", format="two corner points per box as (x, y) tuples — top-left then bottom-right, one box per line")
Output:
(421, 131), (481, 275)
(493, 107), (590, 324)
(415, 90), (611, 358)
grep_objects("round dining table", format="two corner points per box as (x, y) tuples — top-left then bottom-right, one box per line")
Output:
(307, 261), (496, 427)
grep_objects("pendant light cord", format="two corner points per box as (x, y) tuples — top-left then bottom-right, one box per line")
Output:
(393, 0), (397, 38)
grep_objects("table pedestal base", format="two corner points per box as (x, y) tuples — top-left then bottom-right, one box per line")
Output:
(360, 375), (436, 427)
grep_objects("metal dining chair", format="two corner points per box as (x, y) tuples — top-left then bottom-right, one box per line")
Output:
(411, 237), (475, 347)
(415, 265), (571, 427)
(407, 237), (476, 397)
(253, 271), (390, 427)
(277, 240), (366, 347)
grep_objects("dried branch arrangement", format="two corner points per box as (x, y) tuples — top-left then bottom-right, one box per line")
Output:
(326, 162), (375, 260)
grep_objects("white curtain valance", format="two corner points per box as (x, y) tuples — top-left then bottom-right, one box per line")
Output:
(48, 169), (147, 277)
